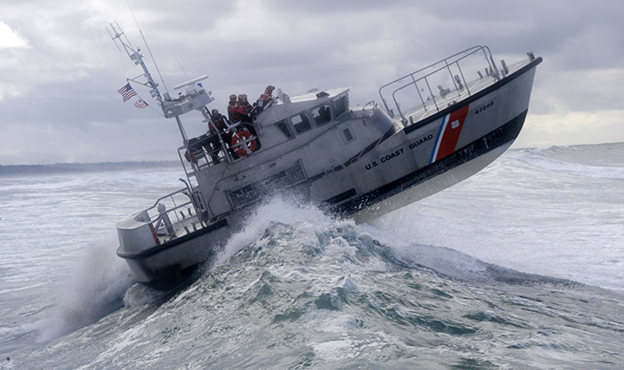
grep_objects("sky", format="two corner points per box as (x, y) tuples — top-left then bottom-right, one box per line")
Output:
(1, 0), (623, 165)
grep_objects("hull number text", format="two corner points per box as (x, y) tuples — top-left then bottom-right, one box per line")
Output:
(474, 101), (494, 115)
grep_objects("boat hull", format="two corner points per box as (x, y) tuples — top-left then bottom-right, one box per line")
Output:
(349, 112), (524, 221)
(318, 58), (539, 218)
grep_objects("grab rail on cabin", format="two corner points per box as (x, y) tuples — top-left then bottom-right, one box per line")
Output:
(378, 45), (500, 125)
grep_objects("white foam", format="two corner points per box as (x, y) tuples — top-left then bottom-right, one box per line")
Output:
(312, 339), (357, 361)
(37, 244), (134, 342)
(214, 195), (332, 266)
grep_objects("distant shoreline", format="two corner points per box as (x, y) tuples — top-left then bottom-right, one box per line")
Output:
(2, 142), (623, 178)
(0, 160), (179, 177)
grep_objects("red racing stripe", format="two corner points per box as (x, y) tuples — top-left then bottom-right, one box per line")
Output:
(434, 104), (470, 161)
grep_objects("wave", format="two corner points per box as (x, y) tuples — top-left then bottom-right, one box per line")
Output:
(109, 197), (608, 368)
(511, 141), (624, 169)
(26, 147), (610, 345)
(208, 196), (576, 292)
(11, 196), (624, 369)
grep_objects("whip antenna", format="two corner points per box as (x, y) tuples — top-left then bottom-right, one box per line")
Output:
(126, 0), (170, 95)
(174, 54), (191, 81)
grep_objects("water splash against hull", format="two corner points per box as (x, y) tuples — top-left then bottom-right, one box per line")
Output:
(37, 245), (134, 342)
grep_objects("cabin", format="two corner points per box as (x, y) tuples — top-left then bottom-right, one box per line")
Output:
(180, 87), (394, 221)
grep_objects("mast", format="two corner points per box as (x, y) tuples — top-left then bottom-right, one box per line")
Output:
(107, 22), (215, 142)
(108, 22), (164, 106)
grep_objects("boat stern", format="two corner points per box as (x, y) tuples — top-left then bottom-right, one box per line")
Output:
(116, 211), (161, 282)
(117, 212), (159, 253)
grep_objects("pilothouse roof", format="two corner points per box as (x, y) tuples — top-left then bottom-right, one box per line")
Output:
(255, 87), (350, 125)
(288, 87), (350, 103)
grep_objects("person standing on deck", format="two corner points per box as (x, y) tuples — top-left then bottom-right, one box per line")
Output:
(227, 94), (241, 122)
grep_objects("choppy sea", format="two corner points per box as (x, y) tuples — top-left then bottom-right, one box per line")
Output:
(1, 143), (623, 369)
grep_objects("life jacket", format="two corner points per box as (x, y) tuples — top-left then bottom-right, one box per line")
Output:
(256, 93), (273, 110)
(235, 102), (253, 121)
(228, 102), (241, 122)
(212, 115), (228, 132)
(237, 102), (253, 114)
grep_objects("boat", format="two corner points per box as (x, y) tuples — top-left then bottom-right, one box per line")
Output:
(109, 24), (542, 285)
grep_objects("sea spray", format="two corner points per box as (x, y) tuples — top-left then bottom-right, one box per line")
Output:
(37, 244), (133, 342)
(213, 195), (333, 267)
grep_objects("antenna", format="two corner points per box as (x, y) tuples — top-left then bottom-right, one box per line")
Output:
(106, 24), (123, 52)
(108, 21), (165, 107)
(125, 0), (170, 96)
(174, 54), (191, 81)
(107, 20), (132, 52)
(107, 9), (215, 123)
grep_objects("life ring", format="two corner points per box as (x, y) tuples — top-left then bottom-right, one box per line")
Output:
(231, 130), (257, 157)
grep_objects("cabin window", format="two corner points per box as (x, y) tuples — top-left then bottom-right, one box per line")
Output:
(277, 120), (293, 139)
(332, 95), (348, 118)
(311, 104), (332, 126)
(290, 113), (312, 134)
(342, 127), (355, 143)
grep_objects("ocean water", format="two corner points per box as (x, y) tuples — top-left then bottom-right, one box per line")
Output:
(1, 143), (623, 369)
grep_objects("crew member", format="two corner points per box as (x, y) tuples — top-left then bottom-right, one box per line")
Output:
(204, 109), (228, 164)
(235, 94), (253, 122)
(210, 109), (229, 133)
(254, 85), (275, 114)
(212, 108), (243, 160)
(227, 94), (240, 122)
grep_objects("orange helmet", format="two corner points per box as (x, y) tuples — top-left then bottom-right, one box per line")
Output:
(238, 94), (247, 101)
(229, 94), (237, 101)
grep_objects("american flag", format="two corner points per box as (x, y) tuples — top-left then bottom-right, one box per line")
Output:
(134, 99), (148, 109)
(117, 83), (137, 102)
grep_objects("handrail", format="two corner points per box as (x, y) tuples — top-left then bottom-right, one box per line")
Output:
(133, 186), (204, 241)
(135, 187), (195, 225)
(379, 45), (499, 124)
(146, 188), (189, 211)
(179, 120), (261, 172)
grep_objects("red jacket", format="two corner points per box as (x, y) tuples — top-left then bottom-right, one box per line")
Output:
(228, 102), (240, 122)
(234, 102), (253, 121)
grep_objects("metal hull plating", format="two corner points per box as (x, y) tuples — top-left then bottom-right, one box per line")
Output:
(115, 45), (541, 285)
(350, 118), (521, 221)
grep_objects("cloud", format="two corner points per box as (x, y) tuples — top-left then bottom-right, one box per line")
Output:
(0, 21), (29, 49)
(534, 67), (624, 115)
